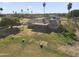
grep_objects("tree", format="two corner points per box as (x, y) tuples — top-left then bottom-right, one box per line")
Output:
(68, 10), (79, 28)
(67, 3), (72, 12)
(43, 2), (46, 16)
(69, 10), (79, 17)
(13, 11), (15, 14)
(67, 2), (72, 24)
(21, 9), (23, 13)
(27, 8), (29, 14)
(0, 8), (3, 14)
(42, 2), (46, 24)
(0, 16), (20, 28)
(67, 3), (72, 18)
(31, 10), (33, 14)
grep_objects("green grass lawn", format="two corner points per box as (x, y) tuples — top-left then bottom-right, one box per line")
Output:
(0, 18), (78, 57)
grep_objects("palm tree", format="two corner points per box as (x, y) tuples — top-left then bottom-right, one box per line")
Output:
(67, 3), (72, 23)
(43, 2), (46, 16)
(0, 8), (3, 14)
(67, 2), (72, 18)
(31, 10), (33, 14)
(67, 3), (76, 31)
(15, 11), (17, 14)
(21, 9), (23, 14)
(13, 11), (14, 14)
(27, 8), (29, 14)
(43, 2), (46, 24)
(67, 3), (72, 12)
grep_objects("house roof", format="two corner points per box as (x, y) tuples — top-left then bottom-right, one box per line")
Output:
(49, 15), (60, 20)
(28, 15), (60, 24)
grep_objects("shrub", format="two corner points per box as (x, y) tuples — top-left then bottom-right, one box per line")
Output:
(0, 16), (20, 28)
(68, 10), (79, 18)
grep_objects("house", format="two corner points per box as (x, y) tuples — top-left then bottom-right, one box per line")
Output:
(27, 15), (61, 30)
(47, 15), (61, 30)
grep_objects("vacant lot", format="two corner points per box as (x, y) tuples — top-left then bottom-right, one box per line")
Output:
(0, 18), (79, 57)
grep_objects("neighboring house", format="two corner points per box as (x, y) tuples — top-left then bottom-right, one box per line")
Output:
(27, 15), (61, 30)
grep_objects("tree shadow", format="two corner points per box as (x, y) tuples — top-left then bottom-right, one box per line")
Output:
(0, 28), (20, 38)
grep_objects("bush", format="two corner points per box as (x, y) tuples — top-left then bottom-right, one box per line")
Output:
(0, 16), (20, 28)
(68, 10), (79, 18)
